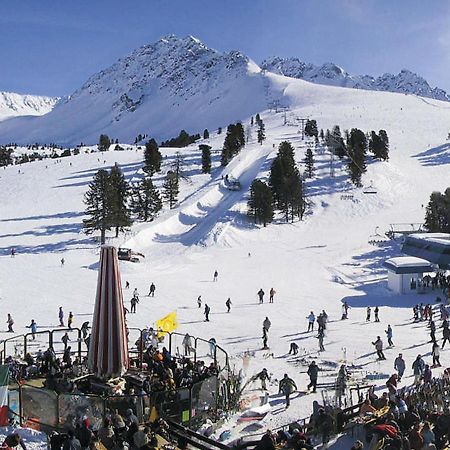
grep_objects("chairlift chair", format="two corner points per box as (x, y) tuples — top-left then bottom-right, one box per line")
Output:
(363, 181), (377, 195)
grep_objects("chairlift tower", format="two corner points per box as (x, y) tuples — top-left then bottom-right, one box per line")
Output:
(299, 118), (307, 140)
(329, 150), (335, 178)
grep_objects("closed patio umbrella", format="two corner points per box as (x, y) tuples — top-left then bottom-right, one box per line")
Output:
(88, 246), (129, 378)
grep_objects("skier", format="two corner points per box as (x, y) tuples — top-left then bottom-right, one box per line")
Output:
(68, 312), (74, 330)
(27, 319), (37, 340)
(225, 298), (232, 313)
(335, 365), (348, 406)
(430, 320), (436, 343)
(263, 317), (271, 333)
(372, 336), (386, 360)
(317, 329), (325, 352)
(394, 353), (406, 382)
(208, 337), (216, 356)
(412, 354), (425, 385)
(61, 257), (65, 267)
(61, 332), (70, 350)
(130, 296), (139, 313)
(366, 307), (371, 321)
(133, 288), (139, 300)
(386, 374), (398, 397)
(59, 306), (64, 327)
(6, 314), (14, 333)
(10, 248), (15, 257)
(289, 342), (299, 355)
(342, 301), (350, 320)
(307, 361), (319, 393)
(81, 321), (90, 339)
(385, 325), (394, 347)
(262, 327), (268, 349)
(269, 288), (275, 303)
(432, 342), (441, 367)
(307, 311), (315, 332)
(374, 306), (380, 322)
(125, 281), (130, 289)
(197, 296), (202, 308)
(442, 326), (450, 348)
(182, 333), (193, 356)
(213, 270), (218, 282)
(257, 288), (265, 304)
(255, 368), (270, 390)
(204, 304), (210, 322)
(148, 283), (156, 297)
(423, 365), (432, 384)
(279, 374), (297, 408)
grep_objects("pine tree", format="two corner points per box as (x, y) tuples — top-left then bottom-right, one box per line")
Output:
(304, 120), (318, 138)
(378, 130), (389, 160)
(171, 151), (189, 183)
(203, 129), (210, 139)
(200, 144), (212, 174)
(83, 169), (112, 244)
(257, 121), (266, 145)
(424, 189), (450, 233)
(98, 134), (111, 152)
(255, 113), (261, 126)
(130, 177), (162, 221)
(218, 127), (222, 135)
(235, 122), (245, 148)
(109, 164), (132, 237)
(330, 126), (346, 158)
(248, 179), (273, 226)
(251, 116), (254, 126)
(347, 128), (367, 187)
(144, 139), (162, 175)
(269, 141), (296, 209)
(286, 169), (307, 222)
(221, 123), (245, 166)
(304, 148), (315, 178)
(163, 170), (179, 209)
(319, 129), (324, 140)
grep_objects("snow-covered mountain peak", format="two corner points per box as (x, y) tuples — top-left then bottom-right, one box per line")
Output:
(261, 57), (450, 101)
(0, 91), (59, 122)
(0, 35), (266, 145)
(73, 34), (251, 100)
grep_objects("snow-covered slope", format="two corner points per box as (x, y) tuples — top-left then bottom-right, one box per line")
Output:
(0, 35), (268, 146)
(0, 91), (58, 121)
(2, 34), (447, 147)
(2, 75), (450, 438)
(261, 56), (449, 101)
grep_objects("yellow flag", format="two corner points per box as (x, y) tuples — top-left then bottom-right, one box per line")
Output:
(155, 311), (178, 337)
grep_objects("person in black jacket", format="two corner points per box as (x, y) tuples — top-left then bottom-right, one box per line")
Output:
(307, 361), (319, 393)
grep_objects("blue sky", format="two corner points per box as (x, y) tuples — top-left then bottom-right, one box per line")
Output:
(1, 0), (450, 96)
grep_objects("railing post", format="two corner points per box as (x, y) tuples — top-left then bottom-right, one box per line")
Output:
(23, 335), (27, 356)
(77, 329), (82, 361)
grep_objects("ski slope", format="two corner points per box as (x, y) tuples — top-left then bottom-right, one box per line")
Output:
(1, 80), (450, 443)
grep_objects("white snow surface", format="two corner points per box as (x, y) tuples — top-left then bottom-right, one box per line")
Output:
(1, 77), (450, 443)
(0, 92), (58, 122)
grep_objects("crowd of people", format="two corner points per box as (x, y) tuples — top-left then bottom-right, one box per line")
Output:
(47, 412), (178, 450)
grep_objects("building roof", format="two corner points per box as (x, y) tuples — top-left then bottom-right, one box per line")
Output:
(384, 256), (434, 274)
(401, 233), (450, 269)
